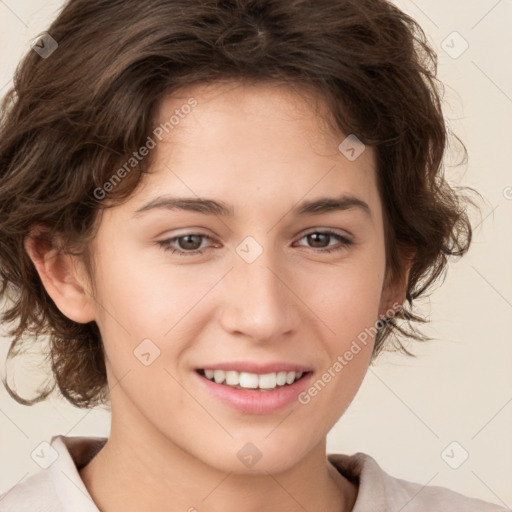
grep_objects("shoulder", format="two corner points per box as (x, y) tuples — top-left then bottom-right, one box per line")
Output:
(0, 469), (58, 512)
(0, 435), (106, 512)
(328, 452), (508, 512)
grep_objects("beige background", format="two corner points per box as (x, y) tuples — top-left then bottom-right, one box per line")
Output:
(1, 0), (511, 507)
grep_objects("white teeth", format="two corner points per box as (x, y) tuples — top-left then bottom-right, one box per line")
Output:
(225, 370), (240, 386)
(239, 372), (259, 388)
(286, 371), (296, 385)
(213, 370), (225, 384)
(258, 373), (277, 389)
(201, 369), (305, 390)
(276, 371), (287, 386)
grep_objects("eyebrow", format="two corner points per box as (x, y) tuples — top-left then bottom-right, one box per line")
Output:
(132, 194), (371, 219)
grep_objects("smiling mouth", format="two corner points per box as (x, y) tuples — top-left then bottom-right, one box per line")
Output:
(196, 369), (311, 391)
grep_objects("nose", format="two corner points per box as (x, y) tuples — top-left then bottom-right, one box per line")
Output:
(218, 248), (301, 344)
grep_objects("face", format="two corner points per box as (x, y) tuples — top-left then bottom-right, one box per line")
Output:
(71, 81), (402, 473)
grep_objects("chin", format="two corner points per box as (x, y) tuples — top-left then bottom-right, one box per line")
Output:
(195, 435), (312, 475)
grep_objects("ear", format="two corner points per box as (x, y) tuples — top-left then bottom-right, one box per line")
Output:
(378, 246), (415, 319)
(24, 225), (96, 324)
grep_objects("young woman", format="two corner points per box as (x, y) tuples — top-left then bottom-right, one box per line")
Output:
(0, 0), (506, 510)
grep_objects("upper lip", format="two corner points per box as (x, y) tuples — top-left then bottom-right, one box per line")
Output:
(197, 361), (313, 374)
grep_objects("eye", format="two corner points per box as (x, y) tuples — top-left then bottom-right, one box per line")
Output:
(294, 229), (353, 253)
(157, 233), (215, 256)
(157, 229), (353, 257)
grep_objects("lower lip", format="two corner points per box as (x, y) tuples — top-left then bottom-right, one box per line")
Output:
(195, 371), (313, 414)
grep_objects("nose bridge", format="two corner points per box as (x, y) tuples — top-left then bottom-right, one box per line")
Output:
(220, 243), (299, 342)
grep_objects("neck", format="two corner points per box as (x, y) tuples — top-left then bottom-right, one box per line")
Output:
(80, 394), (357, 512)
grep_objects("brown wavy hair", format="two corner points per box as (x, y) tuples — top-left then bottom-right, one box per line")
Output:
(0, 0), (477, 408)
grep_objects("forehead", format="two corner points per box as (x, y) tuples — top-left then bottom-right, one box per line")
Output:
(116, 81), (382, 227)
(155, 80), (349, 152)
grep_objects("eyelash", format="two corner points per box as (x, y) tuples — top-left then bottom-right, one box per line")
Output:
(157, 229), (353, 257)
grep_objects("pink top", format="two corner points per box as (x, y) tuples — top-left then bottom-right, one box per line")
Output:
(0, 435), (506, 511)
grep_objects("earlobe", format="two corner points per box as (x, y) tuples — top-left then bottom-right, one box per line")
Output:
(24, 227), (96, 324)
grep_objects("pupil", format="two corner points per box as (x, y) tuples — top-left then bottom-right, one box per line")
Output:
(309, 233), (328, 248)
(180, 235), (201, 250)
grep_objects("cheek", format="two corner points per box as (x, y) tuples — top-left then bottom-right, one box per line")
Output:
(91, 244), (214, 375)
(92, 238), (188, 328)
(310, 255), (385, 340)
(298, 267), (381, 419)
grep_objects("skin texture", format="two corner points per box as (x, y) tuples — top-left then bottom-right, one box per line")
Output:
(25, 81), (410, 512)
